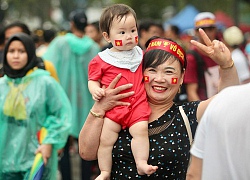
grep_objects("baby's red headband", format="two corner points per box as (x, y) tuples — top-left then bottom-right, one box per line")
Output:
(145, 38), (185, 66)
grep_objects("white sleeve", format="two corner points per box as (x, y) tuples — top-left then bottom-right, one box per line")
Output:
(190, 109), (209, 159)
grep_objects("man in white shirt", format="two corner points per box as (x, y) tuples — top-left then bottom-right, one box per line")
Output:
(187, 83), (250, 180)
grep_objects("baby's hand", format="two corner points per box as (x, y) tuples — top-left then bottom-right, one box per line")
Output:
(92, 88), (105, 101)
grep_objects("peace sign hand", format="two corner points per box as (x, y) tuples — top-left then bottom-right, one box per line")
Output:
(191, 28), (233, 68)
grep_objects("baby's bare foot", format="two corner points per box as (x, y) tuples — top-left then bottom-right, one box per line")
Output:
(137, 164), (158, 175)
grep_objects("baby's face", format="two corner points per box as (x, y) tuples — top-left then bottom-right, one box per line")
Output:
(108, 13), (138, 52)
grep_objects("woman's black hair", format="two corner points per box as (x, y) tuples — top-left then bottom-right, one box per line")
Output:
(3, 33), (38, 78)
(143, 36), (187, 72)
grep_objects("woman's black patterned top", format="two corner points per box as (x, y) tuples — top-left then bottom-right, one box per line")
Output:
(111, 101), (200, 179)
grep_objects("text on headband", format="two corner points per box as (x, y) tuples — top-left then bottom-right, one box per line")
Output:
(146, 39), (185, 66)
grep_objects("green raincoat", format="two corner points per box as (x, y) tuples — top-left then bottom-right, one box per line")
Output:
(43, 33), (100, 138)
(0, 69), (71, 180)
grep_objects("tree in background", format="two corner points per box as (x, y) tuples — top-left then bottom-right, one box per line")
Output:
(112, 0), (250, 26)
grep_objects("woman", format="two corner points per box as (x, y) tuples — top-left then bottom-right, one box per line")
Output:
(79, 29), (239, 179)
(0, 33), (71, 180)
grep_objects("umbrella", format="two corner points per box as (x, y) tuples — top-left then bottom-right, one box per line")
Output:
(28, 127), (47, 180)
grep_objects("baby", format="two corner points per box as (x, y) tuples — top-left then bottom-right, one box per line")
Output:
(88, 3), (158, 180)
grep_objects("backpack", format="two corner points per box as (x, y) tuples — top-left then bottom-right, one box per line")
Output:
(174, 49), (205, 104)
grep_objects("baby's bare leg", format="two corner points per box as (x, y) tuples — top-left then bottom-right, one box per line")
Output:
(129, 121), (158, 175)
(95, 118), (121, 180)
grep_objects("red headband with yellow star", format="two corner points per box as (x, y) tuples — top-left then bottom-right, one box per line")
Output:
(145, 38), (185, 66)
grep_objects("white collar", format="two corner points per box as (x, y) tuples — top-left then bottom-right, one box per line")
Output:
(98, 46), (143, 72)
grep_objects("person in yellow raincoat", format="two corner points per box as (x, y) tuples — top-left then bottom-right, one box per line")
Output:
(0, 32), (71, 180)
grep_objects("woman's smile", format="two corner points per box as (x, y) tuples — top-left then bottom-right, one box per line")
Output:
(152, 85), (167, 92)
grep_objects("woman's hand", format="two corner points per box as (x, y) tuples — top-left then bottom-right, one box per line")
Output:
(79, 73), (134, 160)
(195, 29), (239, 122)
(191, 28), (232, 68)
(35, 144), (52, 165)
(91, 73), (135, 116)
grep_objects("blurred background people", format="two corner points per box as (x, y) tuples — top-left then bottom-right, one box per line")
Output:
(85, 21), (107, 50)
(4, 21), (31, 43)
(43, 9), (100, 180)
(36, 29), (57, 57)
(2, 21), (59, 81)
(164, 24), (187, 50)
(223, 26), (250, 84)
(138, 19), (164, 50)
(0, 26), (4, 77)
(0, 32), (71, 180)
(32, 28), (44, 49)
(184, 12), (220, 101)
(244, 32), (250, 64)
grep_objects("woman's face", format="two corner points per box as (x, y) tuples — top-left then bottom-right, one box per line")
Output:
(143, 58), (184, 104)
(7, 40), (28, 70)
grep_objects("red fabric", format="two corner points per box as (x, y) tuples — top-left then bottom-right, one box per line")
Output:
(146, 38), (185, 66)
(88, 55), (151, 129)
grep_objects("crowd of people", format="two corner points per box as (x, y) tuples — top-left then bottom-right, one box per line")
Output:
(0, 2), (250, 180)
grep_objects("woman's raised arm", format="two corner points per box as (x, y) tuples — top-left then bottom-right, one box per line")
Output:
(79, 74), (134, 160)
(193, 29), (239, 121)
